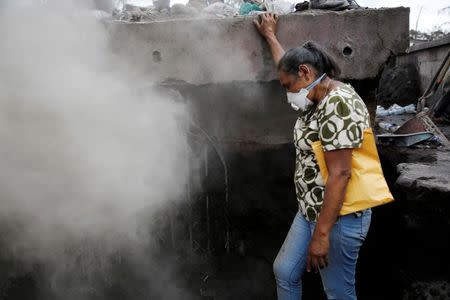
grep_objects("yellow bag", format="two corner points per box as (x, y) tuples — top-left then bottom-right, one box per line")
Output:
(311, 128), (394, 215)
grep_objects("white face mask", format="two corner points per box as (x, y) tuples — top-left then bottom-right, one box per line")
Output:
(286, 73), (326, 112)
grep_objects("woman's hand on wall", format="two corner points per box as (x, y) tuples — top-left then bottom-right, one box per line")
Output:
(253, 13), (279, 39)
(253, 13), (285, 65)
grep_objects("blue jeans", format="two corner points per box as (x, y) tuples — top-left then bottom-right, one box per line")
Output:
(273, 209), (371, 300)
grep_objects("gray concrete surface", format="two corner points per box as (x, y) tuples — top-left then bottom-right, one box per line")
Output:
(166, 81), (297, 146)
(108, 7), (409, 85)
(395, 36), (450, 94)
(107, 8), (409, 146)
(396, 150), (450, 195)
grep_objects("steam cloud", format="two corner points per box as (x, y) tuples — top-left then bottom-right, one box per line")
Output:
(0, 1), (192, 298)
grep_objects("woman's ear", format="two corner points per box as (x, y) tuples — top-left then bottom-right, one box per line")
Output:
(298, 64), (311, 82)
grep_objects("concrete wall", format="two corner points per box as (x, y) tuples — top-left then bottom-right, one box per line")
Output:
(106, 8), (409, 146)
(395, 36), (450, 94)
(165, 81), (295, 146)
(108, 7), (410, 84)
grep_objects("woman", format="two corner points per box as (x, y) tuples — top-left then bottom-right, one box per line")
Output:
(254, 13), (372, 300)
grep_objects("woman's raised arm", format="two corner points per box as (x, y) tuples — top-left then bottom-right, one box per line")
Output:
(254, 13), (285, 66)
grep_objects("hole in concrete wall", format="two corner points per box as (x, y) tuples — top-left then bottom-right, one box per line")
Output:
(152, 50), (162, 63)
(343, 46), (353, 57)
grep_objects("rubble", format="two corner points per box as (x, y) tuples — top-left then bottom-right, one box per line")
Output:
(239, 2), (262, 15)
(202, 3), (238, 17)
(376, 104), (416, 117)
(171, 4), (199, 16)
(263, 0), (294, 14)
(377, 121), (399, 132)
(109, 0), (368, 22)
(187, 0), (208, 10)
(111, 2), (241, 22)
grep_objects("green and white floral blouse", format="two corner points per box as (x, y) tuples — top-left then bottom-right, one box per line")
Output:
(293, 84), (370, 222)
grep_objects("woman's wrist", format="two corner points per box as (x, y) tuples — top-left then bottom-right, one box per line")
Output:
(314, 225), (331, 238)
(265, 33), (278, 42)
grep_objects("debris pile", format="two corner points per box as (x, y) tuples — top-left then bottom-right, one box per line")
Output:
(375, 50), (450, 148)
(375, 104), (447, 147)
(376, 104), (416, 133)
(108, 0), (363, 22)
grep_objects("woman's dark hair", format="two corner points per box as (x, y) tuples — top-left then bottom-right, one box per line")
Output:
(278, 41), (341, 78)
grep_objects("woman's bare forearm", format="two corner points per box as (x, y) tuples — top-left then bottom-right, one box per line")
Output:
(264, 34), (285, 66)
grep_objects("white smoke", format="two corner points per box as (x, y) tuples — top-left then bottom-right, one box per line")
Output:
(0, 1), (192, 298)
